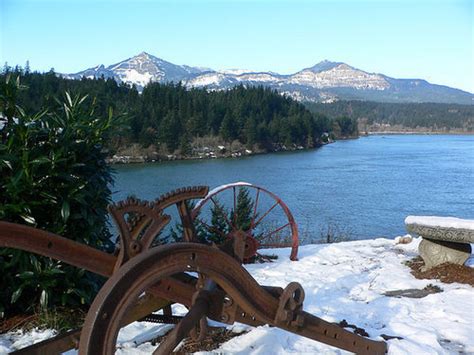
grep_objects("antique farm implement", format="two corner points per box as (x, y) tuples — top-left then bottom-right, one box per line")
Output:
(0, 183), (387, 354)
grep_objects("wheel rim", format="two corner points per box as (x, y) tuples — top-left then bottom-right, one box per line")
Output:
(191, 182), (298, 261)
(79, 243), (278, 354)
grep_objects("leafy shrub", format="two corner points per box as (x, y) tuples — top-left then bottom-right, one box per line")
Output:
(0, 75), (116, 318)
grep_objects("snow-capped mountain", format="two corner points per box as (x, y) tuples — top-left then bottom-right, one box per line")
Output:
(289, 62), (390, 90)
(63, 52), (473, 104)
(64, 52), (210, 89)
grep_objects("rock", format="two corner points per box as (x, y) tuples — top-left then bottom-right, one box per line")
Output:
(395, 234), (413, 244)
(384, 284), (442, 298)
(405, 216), (474, 244)
(418, 238), (471, 271)
(405, 216), (474, 271)
(407, 224), (474, 244)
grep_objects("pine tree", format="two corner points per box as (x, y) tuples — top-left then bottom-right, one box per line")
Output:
(158, 111), (181, 152)
(232, 187), (254, 231)
(219, 112), (236, 142)
(244, 115), (257, 147)
(207, 200), (229, 244)
(179, 132), (192, 156)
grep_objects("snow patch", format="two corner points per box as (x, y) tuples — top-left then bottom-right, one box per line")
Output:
(218, 68), (253, 75)
(186, 73), (226, 87)
(116, 69), (155, 88)
(2, 237), (473, 354)
(405, 216), (474, 230)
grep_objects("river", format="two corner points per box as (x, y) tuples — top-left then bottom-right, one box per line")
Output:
(112, 135), (474, 242)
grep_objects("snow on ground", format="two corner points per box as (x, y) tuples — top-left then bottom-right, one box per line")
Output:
(0, 328), (56, 353)
(1, 237), (473, 354)
(405, 216), (474, 230)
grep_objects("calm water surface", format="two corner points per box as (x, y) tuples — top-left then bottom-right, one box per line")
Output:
(113, 135), (474, 242)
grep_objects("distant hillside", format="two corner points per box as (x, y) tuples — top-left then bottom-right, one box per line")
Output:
(3, 69), (337, 162)
(62, 52), (473, 105)
(306, 101), (474, 133)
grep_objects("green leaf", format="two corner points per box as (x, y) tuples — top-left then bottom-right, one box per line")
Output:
(20, 214), (36, 225)
(1, 160), (12, 170)
(17, 271), (34, 279)
(61, 201), (70, 222)
(48, 268), (65, 275)
(65, 92), (72, 108)
(11, 287), (23, 303)
(40, 289), (49, 310)
(31, 157), (51, 165)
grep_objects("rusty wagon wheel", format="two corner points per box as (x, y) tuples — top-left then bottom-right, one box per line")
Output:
(191, 182), (298, 261)
(79, 243), (273, 355)
(79, 243), (388, 355)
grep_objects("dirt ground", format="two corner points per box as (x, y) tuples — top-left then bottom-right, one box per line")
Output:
(150, 326), (247, 353)
(406, 256), (474, 287)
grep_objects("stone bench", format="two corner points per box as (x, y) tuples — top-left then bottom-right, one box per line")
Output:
(405, 216), (474, 271)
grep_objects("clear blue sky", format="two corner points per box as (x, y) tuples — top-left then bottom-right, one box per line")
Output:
(1, 0), (472, 92)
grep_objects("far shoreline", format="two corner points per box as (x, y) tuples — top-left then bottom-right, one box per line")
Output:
(108, 133), (473, 166)
(108, 141), (335, 166)
(366, 131), (474, 135)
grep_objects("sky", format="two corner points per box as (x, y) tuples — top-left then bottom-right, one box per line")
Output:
(1, 0), (473, 93)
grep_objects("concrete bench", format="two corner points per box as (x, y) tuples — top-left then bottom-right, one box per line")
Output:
(405, 216), (474, 271)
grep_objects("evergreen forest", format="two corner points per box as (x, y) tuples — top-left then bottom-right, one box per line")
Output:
(1, 67), (339, 159)
(307, 100), (474, 131)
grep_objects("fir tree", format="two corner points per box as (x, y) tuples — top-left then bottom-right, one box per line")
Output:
(207, 200), (229, 244)
(232, 187), (254, 231)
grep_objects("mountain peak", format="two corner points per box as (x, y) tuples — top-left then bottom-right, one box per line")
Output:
(304, 60), (345, 73)
(133, 51), (155, 61)
(63, 52), (473, 104)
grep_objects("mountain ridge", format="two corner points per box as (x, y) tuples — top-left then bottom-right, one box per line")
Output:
(62, 52), (473, 105)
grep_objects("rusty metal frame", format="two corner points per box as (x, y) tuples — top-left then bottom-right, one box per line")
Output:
(0, 184), (387, 354)
(79, 243), (387, 354)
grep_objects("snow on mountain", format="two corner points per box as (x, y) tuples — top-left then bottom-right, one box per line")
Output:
(303, 59), (344, 73)
(64, 52), (209, 90)
(235, 72), (284, 83)
(63, 64), (114, 81)
(62, 53), (474, 104)
(218, 68), (253, 75)
(289, 63), (390, 90)
(185, 72), (238, 88)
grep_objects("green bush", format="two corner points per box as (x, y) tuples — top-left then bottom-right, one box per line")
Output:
(0, 75), (116, 318)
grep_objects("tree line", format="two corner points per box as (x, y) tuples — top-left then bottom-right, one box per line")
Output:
(306, 100), (474, 131)
(1, 66), (349, 155)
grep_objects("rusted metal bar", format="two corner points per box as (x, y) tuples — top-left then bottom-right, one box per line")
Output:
(210, 197), (234, 229)
(259, 222), (291, 241)
(154, 283), (215, 355)
(10, 329), (81, 355)
(176, 201), (197, 242)
(0, 221), (116, 277)
(253, 201), (279, 228)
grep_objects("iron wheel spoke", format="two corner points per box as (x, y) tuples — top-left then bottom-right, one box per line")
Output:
(195, 218), (228, 239)
(210, 197), (234, 230)
(258, 222), (291, 243)
(250, 188), (261, 229)
(253, 201), (279, 229)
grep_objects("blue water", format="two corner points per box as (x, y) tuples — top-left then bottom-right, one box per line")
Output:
(112, 135), (474, 242)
